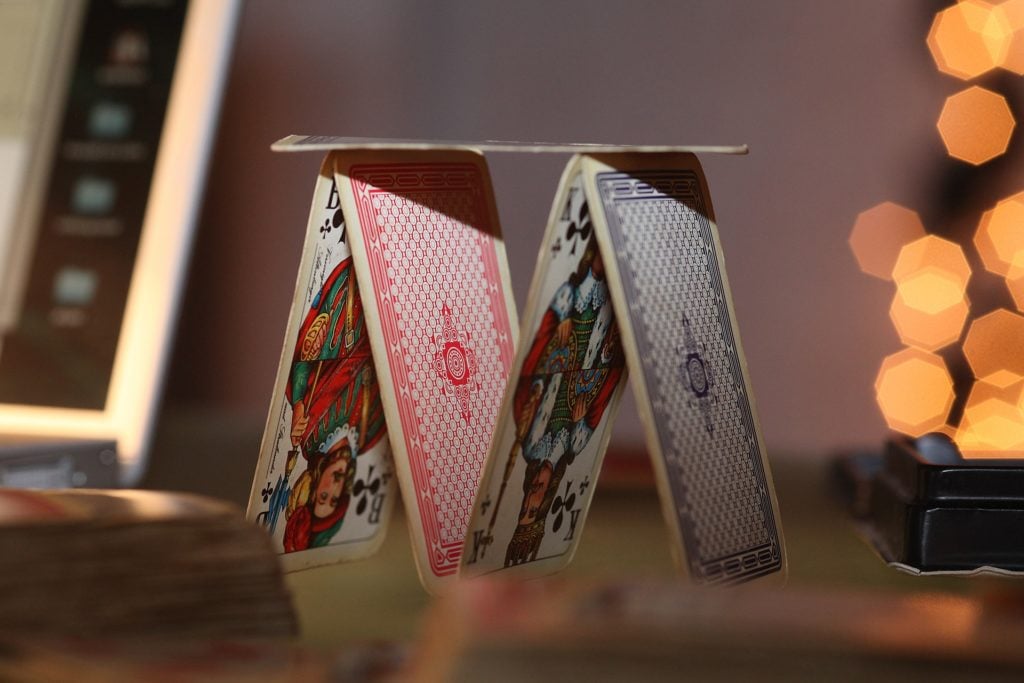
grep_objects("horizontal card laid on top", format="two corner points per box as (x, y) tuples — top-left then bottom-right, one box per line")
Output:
(272, 135), (748, 155)
(250, 137), (784, 591)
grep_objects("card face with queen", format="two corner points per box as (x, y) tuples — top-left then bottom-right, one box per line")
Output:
(247, 157), (397, 572)
(248, 149), (518, 590)
(250, 138), (784, 589)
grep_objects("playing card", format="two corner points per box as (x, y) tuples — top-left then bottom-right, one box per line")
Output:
(581, 153), (785, 584)
(247, 157), (397, 572)
(461, 158), (628, 579)
(333, 150), (518, 594)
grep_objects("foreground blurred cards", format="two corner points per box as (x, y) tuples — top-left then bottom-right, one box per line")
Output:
(250, 138), (785, 591)
(0, 488), (295, 637)
(412, 580), (1024, 681)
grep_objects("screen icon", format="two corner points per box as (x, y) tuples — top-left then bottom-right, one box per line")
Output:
(52, 267), (98, 307)
(71, 176), (116, 215)
(88, 101), (133, 139)
(108, 28), (149, 66)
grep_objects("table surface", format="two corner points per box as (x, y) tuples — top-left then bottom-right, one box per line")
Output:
(133, 415), (1024, 678)
(284, 451), (978, 647)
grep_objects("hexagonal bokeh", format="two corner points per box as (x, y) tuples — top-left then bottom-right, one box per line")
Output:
(874, 348), (955, 436)
(896, 267), (964, 314)
(937, 86), (1016, 165)
(848, 202), (926, 281)
(927, 0), (1011, 79)
(889, 236), (971, 351)
(998, 0), (1024, 75)
(959, 379), (1023, 426)
(962, 308), (1024, 387)
(892, 235), (971, 294)
(1006, 274), (1024, 311)
(975, 192), (1024, 278)
(956, 380), (1024, 456)
(889, 293), (969, 351)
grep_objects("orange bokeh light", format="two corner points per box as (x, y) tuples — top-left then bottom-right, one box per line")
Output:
(889, 236), (971, 351)
(892, 235), (971, 292)
(874, 348), (955, 436)
(937, 86), (1016, 165)
(959, 378), (1022, 424)
(1006, 274), (1024, 311)
(962, 308), (1024, 387)
(997, 0), (1024, 74)
(897, 268), (965, 314)
(956, 380), (1024, 456)
(975, 192), (1024, 278)
(927, 0), (1012, 79)
(848, 202), (927, 281)
(890, 293), (969, 351)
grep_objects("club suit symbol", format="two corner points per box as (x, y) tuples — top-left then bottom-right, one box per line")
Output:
(354, 464), (389, 525)
(563, 187), (592, 255)
(550, 479), (576, 534)
(353, 466), (381, 515)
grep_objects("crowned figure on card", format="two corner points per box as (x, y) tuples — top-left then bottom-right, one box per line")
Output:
(283, 256), (385, 552)
(504, 236), (625, 565)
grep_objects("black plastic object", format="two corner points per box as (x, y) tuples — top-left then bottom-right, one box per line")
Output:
(837, 435), (1024, 573)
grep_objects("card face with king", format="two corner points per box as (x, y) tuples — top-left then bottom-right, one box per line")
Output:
(581, 153), (785, 584)
(247, 157), (397, 572)
(254, 137), (785, 589)
(462, 151), (785, 585)
(333, 150), (518, 594)
(461, 158), (629, 579)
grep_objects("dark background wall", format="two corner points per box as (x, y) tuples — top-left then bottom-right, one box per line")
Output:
(150, 0), (1019, 496)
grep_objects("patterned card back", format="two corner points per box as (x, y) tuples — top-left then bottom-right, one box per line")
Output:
(337, 153), (517, 592)
(592, 162), (784, 584)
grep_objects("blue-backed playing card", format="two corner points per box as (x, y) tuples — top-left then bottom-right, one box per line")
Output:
(582, 153), (785, 584)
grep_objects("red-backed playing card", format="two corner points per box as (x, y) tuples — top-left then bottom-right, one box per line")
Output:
(335, 150), (517, 593)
